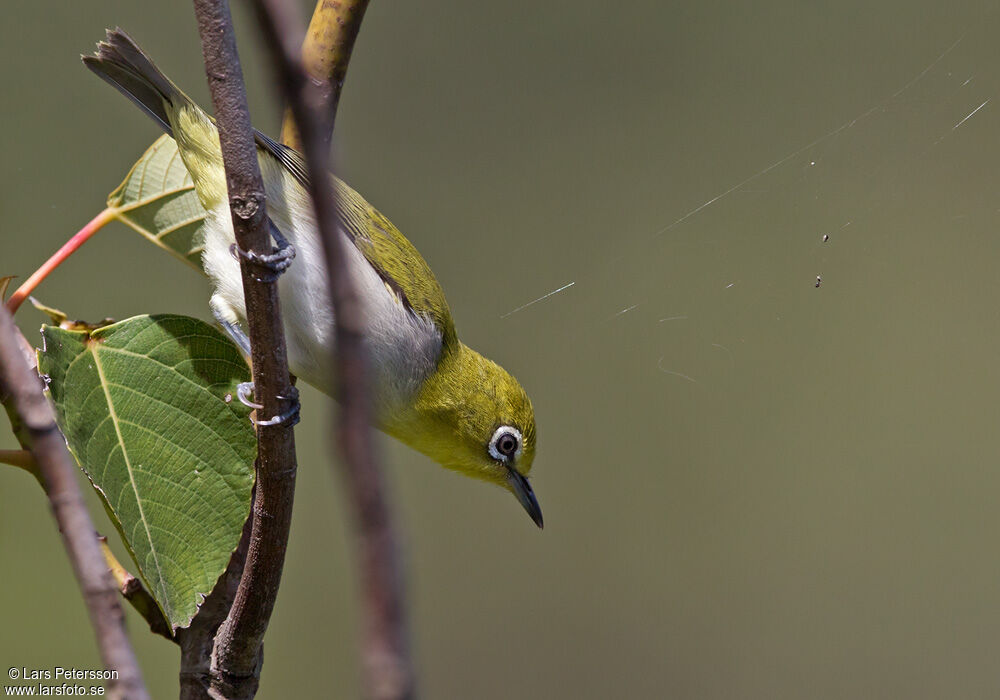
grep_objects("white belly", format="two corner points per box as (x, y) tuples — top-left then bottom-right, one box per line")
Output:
(201, 198), (443, 420)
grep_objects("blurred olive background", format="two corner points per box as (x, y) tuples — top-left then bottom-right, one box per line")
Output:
(4, 1), (1000, 697)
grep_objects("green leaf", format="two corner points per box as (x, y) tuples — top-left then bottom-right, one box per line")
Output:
(38, 314), (254, 629)
(107, 135), (209, 273)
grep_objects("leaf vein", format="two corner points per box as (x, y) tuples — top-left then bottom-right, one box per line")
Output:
(89, 344), (168, 597)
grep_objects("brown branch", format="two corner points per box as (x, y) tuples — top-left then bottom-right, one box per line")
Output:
(190, 0), (300, 695)
(279, 0), (370, 152)
(0, 305), (150, 700)
(252, 2), (414, 698)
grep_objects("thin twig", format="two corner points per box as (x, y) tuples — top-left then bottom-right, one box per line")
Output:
(279, 0), (370, 151)
(190, 0), (300, 695)
(0, 305), (149, 700)
(0, 448), (40, 478)
(99, 537), (175, 642)
(252, 2), (413, 698)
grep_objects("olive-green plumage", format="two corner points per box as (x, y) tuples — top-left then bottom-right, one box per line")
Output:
(334, 178), (458, 348)
(84, 29), (542, 526)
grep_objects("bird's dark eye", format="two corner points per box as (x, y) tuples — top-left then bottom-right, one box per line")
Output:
(498, 434), (518, 456)
(489, 426), (522, 462)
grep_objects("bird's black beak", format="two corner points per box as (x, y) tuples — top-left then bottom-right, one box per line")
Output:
(508, 469), (544, 528)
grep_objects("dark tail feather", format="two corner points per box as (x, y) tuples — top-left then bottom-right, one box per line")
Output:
(83, 28), (183, 137)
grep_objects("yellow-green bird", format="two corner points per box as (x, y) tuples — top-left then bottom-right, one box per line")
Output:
(84, 29), (542, 526)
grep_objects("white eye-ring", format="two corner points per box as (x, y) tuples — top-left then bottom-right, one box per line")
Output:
(489, 425), (522, 462)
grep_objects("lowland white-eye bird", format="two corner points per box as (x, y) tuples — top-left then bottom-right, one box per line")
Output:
(84, 29), (542, 526)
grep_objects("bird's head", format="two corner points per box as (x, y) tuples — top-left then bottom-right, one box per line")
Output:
(386, 342), (541, 527)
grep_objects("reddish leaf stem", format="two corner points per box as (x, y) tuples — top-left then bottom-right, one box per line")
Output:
(6, 207), (116, 314)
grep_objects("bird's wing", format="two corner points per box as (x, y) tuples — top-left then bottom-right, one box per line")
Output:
(255, 132), (458, 347)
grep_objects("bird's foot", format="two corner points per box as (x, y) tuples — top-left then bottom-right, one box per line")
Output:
(236, 381), (263, 409)
(229, 219), (296, 282)
(236, 382), (301, 428)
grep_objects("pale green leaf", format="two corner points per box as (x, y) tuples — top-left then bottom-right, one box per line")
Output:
(107, 135), (208, 273)
(38, 314), (254, 629)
